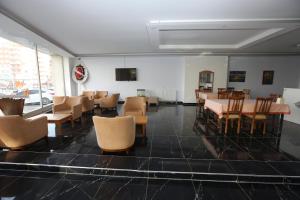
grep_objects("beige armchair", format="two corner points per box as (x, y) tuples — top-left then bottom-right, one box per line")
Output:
(81, 91), (95, 100)
(53, 96), (67, 105)
(52, 96), (82, 122)
(0, 115), (48, 149)
(99, 93), (120, 110)
(0, 98), (24, 116)
(92, 116), (135, 152)
(123, 96), (146, 116)
(94, 91), (108, 105)
(81, 96), (94, 113)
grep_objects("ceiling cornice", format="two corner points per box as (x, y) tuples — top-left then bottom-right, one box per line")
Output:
(76, 52), (300, 57)
(0, 7), (76, 56)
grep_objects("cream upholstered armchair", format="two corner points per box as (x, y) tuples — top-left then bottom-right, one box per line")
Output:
(99, 93), (120, 110)
(81, 91), (95, 100)
(52, 96), (83, 122)
(81, 96), (94, 113)
(0, 115), (48, 149)
(0, 98), (25, 116)
(53, 96), (67, 105)
(94, 91), (108, 106)
(123, 96), (146, 116)
(92, 116), (135, 153)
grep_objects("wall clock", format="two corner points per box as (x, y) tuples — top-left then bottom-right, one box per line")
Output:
(72, 64), (88, 83)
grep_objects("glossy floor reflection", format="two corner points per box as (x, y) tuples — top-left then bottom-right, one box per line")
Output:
(1, 105), (300, 199)
(0, 172), (300, 200)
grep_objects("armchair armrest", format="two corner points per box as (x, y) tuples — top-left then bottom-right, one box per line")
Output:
(71, 103), (82, 120)
(24, 116), (48, 140)
(53, 103), (69, 113)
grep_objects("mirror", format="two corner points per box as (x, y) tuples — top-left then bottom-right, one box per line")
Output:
(199, 71), (214, 92)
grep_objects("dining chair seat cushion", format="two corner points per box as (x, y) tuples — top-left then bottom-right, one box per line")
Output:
(245, 114), (267, 120)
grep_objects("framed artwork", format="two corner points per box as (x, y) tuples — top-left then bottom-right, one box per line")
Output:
(262, 70), (274, 85)
(229, 71), (246, 82)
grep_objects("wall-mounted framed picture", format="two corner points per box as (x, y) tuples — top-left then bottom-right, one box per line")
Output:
(229, 71), (246, 82)
(262, 70), (274, 85)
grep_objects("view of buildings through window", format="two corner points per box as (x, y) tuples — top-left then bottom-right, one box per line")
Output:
(0, 36), (64, 113)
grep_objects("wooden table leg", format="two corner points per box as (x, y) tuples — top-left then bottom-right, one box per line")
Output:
(56, 121), (62, 134)
(71, 119), (74, 128)
(142, 124), (146, 137)
(277, 114), (284, 137)
(218, 118), (222, 134)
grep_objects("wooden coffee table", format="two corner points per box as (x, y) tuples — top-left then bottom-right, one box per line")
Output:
(134, 115), (148, 137)
(40, 113), (73, 134)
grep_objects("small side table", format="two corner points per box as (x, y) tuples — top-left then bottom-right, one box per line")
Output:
(39, 113), (73, 134)
(147, 96), (159, 109)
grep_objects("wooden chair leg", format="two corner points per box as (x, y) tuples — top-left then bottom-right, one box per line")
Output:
(263, 121), (267, 135)
(225, 119), (228, 135)
(237, 118), (241, 134)
(250, 119), (255, 134)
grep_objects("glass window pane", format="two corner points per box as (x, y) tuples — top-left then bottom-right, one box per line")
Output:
(37, 48), (65, 106)
(0, 36), (42, 113)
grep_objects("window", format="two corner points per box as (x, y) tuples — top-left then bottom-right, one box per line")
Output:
(0, 36), (65, 113)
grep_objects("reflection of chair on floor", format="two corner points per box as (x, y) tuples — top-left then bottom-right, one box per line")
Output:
(93, 116), (135, 153)
(244, 97), (273, 135)
(0, 115), (48, 149)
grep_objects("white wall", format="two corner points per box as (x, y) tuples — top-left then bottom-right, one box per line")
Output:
(79, 56), (185, 101)
(184, 56), (228, 103)
(228, 56), (300, 98)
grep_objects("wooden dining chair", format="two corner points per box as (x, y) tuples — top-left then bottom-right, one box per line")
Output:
(195, 89), (205, 112)
(224, 97), (244, 135)
(218, 91), (230, 99)
(218, 88), (227, 93)
(227, 87), (235, 92)
(231, 91), (245, 98)
(269, 93), (280, 102)
(244, 97), (273, 135)
(243, 89), (251, 95)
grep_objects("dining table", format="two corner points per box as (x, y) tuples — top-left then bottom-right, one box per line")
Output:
(199, 92), (250, 100)
(204, 99), (291, 135)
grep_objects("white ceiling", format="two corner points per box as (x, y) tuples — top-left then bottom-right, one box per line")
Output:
(0, 0), (300, 56)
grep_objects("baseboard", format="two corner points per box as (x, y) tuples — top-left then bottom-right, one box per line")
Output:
(183, 103), (197, 106)
(118, 101), (183, 105)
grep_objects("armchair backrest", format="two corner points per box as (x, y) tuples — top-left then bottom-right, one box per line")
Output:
(109, 93), (120, 104)
(67, 96), (83, 107)
(92, 116), (135, 151)
(53, 96), (68, 105)
(82, 91), (95, 100)
(95, 91), (108, 99)
(0, 98), (24, 116)
(124, 96), (146, 115)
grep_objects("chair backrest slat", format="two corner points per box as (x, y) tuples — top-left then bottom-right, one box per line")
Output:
(254, 97), (273, 115)
(226, 97), (244, 116)
(218, 91), (230, 99)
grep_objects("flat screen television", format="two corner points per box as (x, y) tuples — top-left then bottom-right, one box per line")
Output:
(115, 68), (137, 81)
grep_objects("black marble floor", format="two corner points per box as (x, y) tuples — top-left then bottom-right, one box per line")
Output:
(1, 105), (300, 199)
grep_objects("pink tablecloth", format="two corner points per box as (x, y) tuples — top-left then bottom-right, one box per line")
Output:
(199, 92), (250, 100)
(204, 99), (291, 118)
